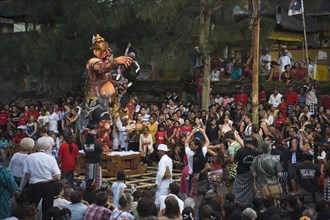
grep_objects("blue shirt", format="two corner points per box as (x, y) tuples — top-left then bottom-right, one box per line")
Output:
(232, 68), (242, 80)
(0, 139), (8, 148)
(112, 181), (126, 207)
(65, 203), (87, 220)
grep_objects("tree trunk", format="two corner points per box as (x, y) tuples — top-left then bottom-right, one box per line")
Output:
(200, 0), (211, 111)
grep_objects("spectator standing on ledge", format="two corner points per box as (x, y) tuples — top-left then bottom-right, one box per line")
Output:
(278, 47), (291, 73)
(304, 79), (318, 115)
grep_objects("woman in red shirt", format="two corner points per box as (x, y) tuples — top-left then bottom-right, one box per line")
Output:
(165, 118), (177, 148)
(0, 108), (9, 132)
(241, 62), (251, 80)
(17, 112), (27, 127)
(278, 97), (288, 118)
(58, 134), (79, 187)
(259, 86), (267, 105)
(290, 62), (299, 80)
(296, 62), (308, 81)
(180, 119), (193, 141)
(274, 111), (286, 133)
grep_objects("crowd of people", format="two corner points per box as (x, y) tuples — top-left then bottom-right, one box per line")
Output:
(0, 71), (330, 220)
(207, 46), (314, 84)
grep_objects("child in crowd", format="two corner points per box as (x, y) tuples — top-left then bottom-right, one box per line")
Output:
(0, 133), (9, 157)
(156, 123), (166, 147)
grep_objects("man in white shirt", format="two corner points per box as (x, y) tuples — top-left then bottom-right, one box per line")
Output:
(308, 58), (314, 78)
(48, 106), (59, 133)
(155, 144), (173, 207)
(260, 48), (271, 72)
(243, 114), (253, 136)
(214, 93), (223, 105)
(268, 88), (283, 108)
(140, 106), (150, 123)
(19, 137), (61, 220)
(37, 109), (49, 129)
(113, 116), (133, 151)
(184, 128), (210, 213)
(158, 183), (184, 214)
(184, 130), (208, 177)
(278, 49), (291, 73)
(299, 105), (313, 120)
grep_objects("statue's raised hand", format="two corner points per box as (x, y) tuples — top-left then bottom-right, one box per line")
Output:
(114, 56), (133, 68)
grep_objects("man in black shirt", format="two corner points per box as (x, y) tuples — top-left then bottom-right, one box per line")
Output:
(296, 151), (321, 204)
(83, 130), (103, 189)
(232, 136), (259, 206)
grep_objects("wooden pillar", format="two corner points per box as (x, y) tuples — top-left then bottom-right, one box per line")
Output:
(200, 0), (211, 111)
(251, 0), (260, 124)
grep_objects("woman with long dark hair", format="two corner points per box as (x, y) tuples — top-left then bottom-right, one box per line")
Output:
(208, 143), (228, 194)
(58, 134), (79, 187)
(112, 170), (127, 208)
(267, 61), (280, 81)
(281, 64), (292, 85)
(159, 195), (182, 220)
(26, 115), (38, 141)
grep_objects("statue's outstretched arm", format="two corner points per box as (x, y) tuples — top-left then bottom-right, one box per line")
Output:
(133, 61), (140, 73)
(125, 43), (131, 56)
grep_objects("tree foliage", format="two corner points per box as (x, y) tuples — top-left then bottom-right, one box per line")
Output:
(0, 0), (286, 83)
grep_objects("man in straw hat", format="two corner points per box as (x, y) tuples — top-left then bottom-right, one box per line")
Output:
(155, 144), (173, 207)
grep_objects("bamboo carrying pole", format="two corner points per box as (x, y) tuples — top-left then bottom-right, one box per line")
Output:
(301, 0), (309, 64)
(251, 0), (260, 124)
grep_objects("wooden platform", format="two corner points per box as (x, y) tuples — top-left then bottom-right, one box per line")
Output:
(75, 152), (147, 177)
(74, 166), (182, 190)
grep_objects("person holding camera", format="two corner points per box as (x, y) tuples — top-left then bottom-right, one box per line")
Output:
(185, 128), (210, 214)
(304, 78), (318, 115)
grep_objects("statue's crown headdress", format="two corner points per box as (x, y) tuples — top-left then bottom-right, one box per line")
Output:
(90, 34), (109, 51)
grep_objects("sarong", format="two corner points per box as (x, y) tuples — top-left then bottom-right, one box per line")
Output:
(85, 163), (102, 189)
(324, 178), (330, 201)
(180, 165), (189, 195)
(279, 171), (288, 195)
(308, 103), (318, 115)
(233, 171), (253, 206)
